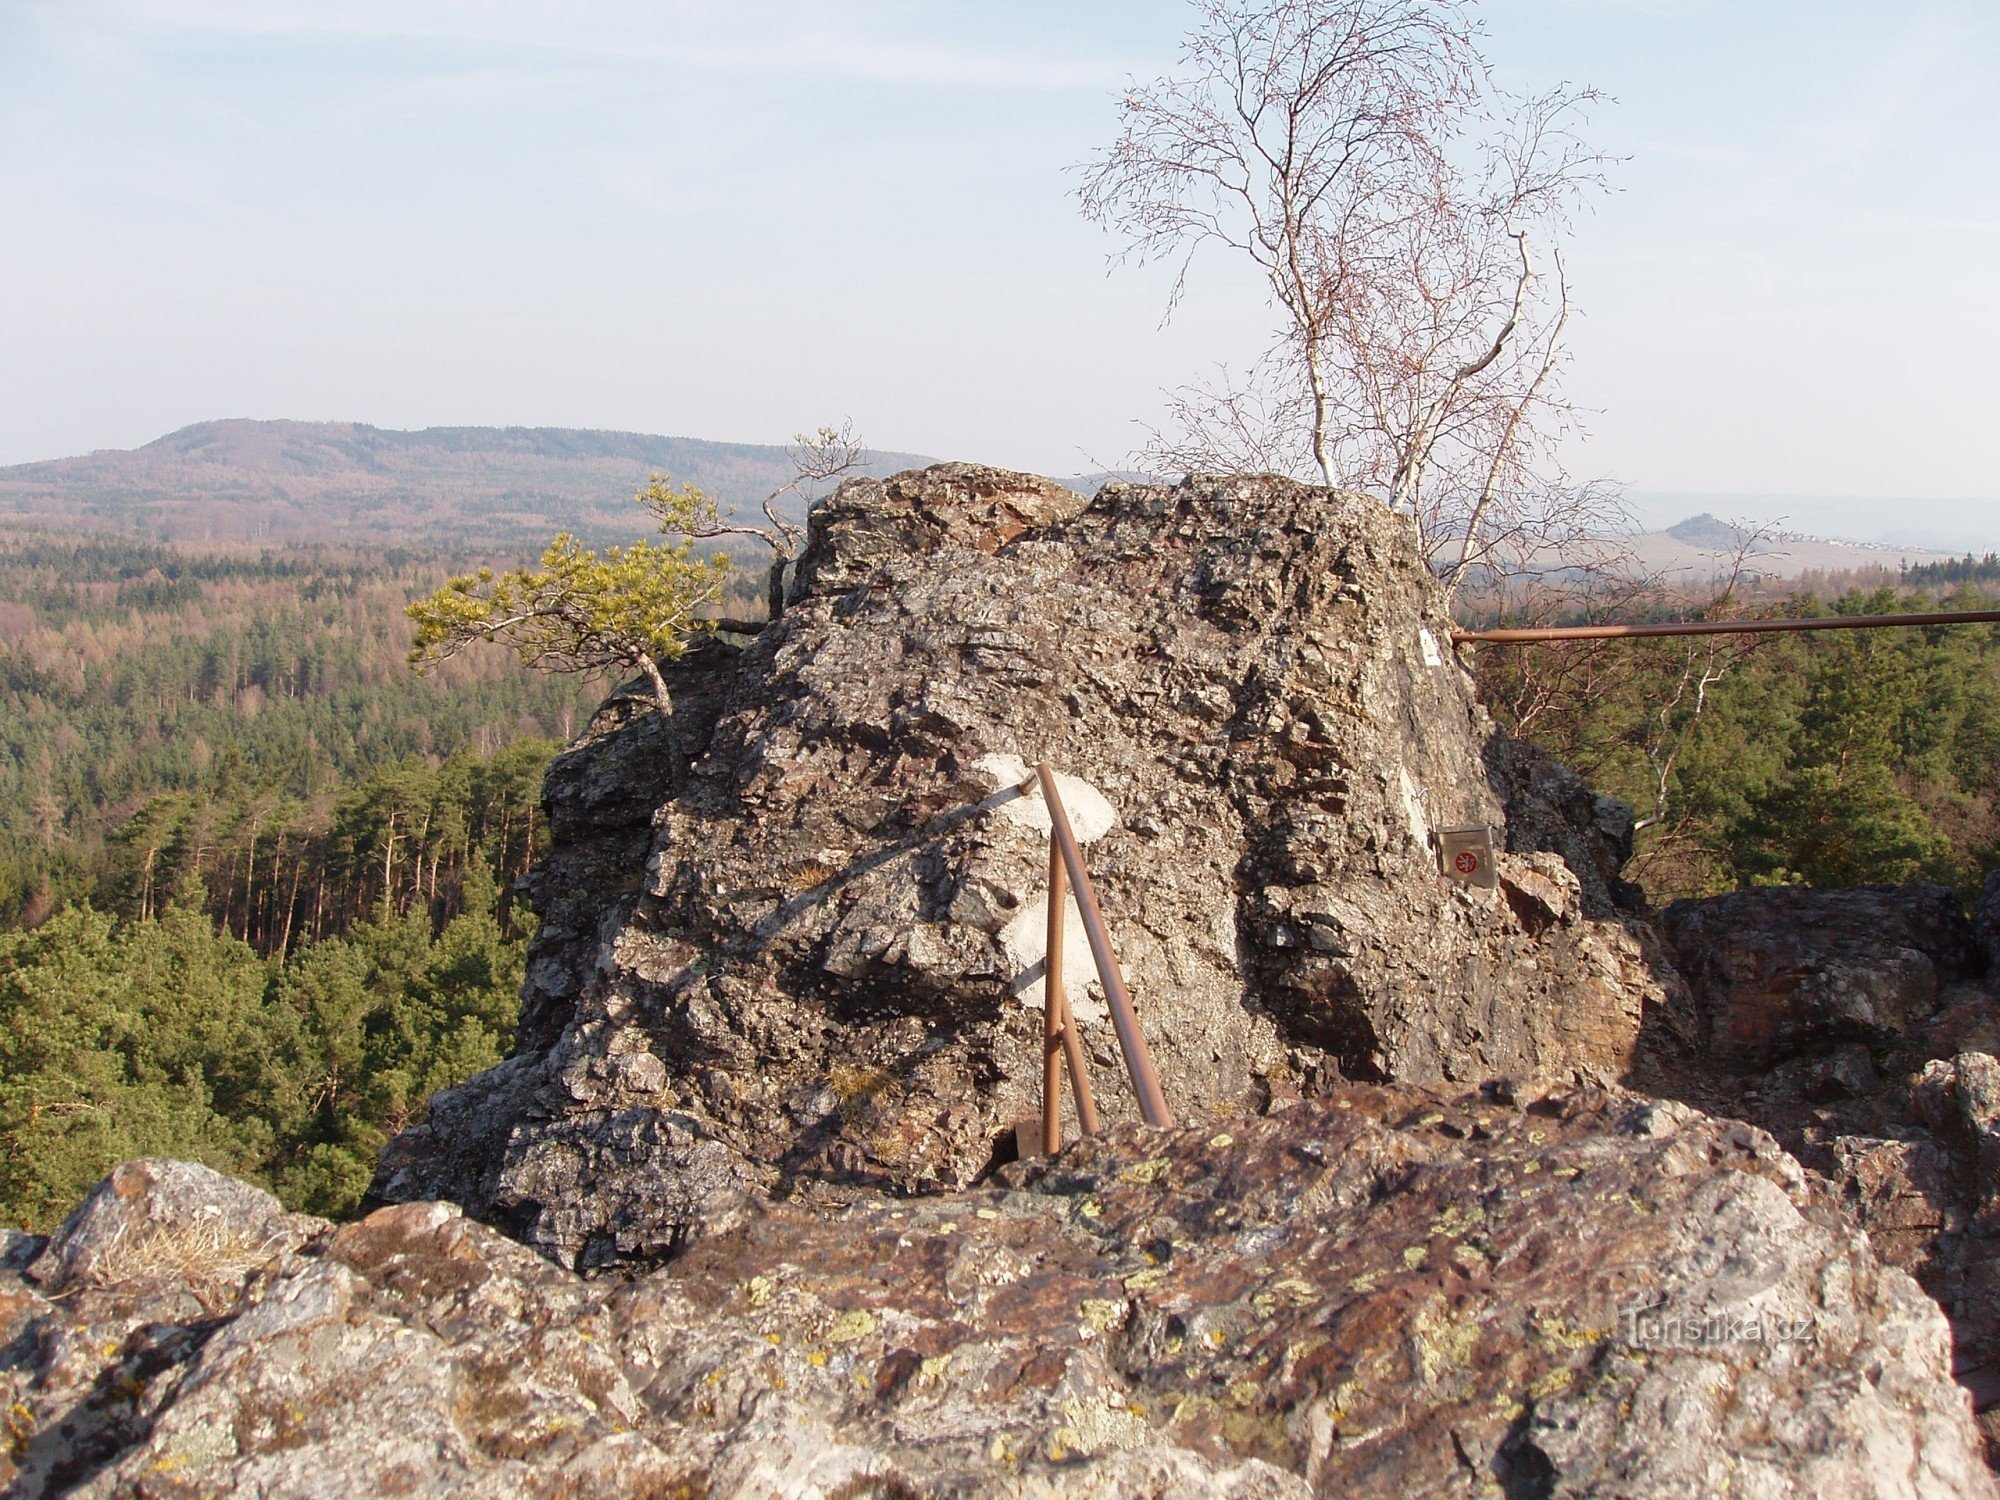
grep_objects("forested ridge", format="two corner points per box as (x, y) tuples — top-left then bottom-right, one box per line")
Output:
(0, 533), (597, 1226)
(0, 536), (598, 929)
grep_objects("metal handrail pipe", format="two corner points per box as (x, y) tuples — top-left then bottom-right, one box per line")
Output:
(1042, 837), (1099, 1151)
(1453, 608), (2000, 645)
(1035, 764), (1174, 1129)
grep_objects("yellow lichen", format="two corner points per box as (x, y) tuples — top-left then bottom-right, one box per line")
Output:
(1283, 1334), (1329, 1369)
(745, 1275), (774, 1308)
(1530, 1314), (1606, 1352)
(827, 1309), (877, 1343)
(1529, 1366), (1575, 1401)
(1079, 1298), (1126, 1335)
(1121, 1157), (1172, 1185)
(1413, 1297), (1479, 1387)
(1428, 1202), (1480, 1238)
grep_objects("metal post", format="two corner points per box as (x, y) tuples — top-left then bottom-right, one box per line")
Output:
(1041, 838), (1102, 1152)
(1041, 832), (1065, 1154)
(1452, 608), (2000, 645)
(1036, 764), (1174, 1129)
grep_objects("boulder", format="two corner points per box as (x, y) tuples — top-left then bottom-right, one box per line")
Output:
(1660, 882), (1982, 1070)
(373, 467), (1673, 1268)
(26, 1159), (318, 1295)
(6, 1090), (1994, 1496)
(1640, 879), (2000, 1458)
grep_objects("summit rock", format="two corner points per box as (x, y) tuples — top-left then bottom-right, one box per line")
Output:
(372, 466), (1675, 1269)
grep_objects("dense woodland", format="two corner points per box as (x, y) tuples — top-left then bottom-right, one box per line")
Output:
(1476, 577), (2000, 903)
(0, 534), (599, 1226)
(0, 522), (1996, 1231)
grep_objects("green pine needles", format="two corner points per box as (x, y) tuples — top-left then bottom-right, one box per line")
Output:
(408, 479), (732, 712)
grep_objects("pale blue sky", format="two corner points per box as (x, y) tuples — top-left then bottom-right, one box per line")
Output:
(2, 1), (1996, 538)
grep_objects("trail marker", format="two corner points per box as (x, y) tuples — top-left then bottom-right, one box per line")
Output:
(1437, 825), (1497, 888)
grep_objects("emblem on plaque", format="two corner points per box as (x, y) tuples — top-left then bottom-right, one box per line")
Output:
(1437, 825), (1497, 888)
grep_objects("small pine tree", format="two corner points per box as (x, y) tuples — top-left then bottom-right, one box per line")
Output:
(407, 524), (728, 712)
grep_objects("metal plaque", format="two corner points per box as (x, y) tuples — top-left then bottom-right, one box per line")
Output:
(1437, 824), (1497, 888)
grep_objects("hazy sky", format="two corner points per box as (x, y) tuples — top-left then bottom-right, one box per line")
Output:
(2, 0), (1996, 537)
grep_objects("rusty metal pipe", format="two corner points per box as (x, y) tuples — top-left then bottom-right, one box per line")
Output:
(1043, 843), (1100, 1143)
(1058, 991), (1100, 1136)
(1041, 834), (1065, 1154)
(1036, 764), (1174, 1129)
(1453, 608), (2000, 645)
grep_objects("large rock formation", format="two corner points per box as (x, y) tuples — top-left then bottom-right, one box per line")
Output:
(372, 467), (1675, 1269)
(6, 1087), (1995, 1497)
(1640, 880), (2000, 1454)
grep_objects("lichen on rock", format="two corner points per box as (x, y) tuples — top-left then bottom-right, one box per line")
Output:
(5, 1086), (1994, 1496)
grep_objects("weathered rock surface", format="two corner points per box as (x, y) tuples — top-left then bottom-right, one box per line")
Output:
(1642, 879), (2000, 1455)
(10, 468), (2000, 1492)
(372, 466), (1674, 1269)
(7, 1087), (1994, 1497)
(1661, 883), (1983, 1070)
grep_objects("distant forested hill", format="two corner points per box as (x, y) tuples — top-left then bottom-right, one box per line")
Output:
(0, 420), (934, 548)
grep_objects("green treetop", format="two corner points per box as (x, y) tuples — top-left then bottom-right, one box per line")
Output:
(406, 488), (729, 712)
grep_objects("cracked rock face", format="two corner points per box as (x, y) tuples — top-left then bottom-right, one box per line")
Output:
(1661, 883), (1984, 1070)
(1644, 880), (2000, 1456)
(371, 466), (1674, 1269)
(6, 1089), (1994, 1498)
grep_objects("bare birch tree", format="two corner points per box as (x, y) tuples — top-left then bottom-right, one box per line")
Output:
(1079, 0), (1613, 595)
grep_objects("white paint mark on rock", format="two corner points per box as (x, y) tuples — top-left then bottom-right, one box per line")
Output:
(998, 892), (1109, 1024)
(1399, 766), (1431, 849)
(1419, 627), (1444, 667)
(970, 753), (1118, 843)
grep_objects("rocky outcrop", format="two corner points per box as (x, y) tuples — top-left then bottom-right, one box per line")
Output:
(11, 467), (2000, 1492)
(1639, 879), (2000, 1455)
(7, 1088), (1994, 1497)
(1660, 883), (1984, 1069)
(371, 467), (1675, 1269)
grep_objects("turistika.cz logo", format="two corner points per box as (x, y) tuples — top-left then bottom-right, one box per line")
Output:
(1619, 1297), (1817, 1349)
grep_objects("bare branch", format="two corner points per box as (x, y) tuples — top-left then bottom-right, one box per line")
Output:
(1081, 6), (1618, 586)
